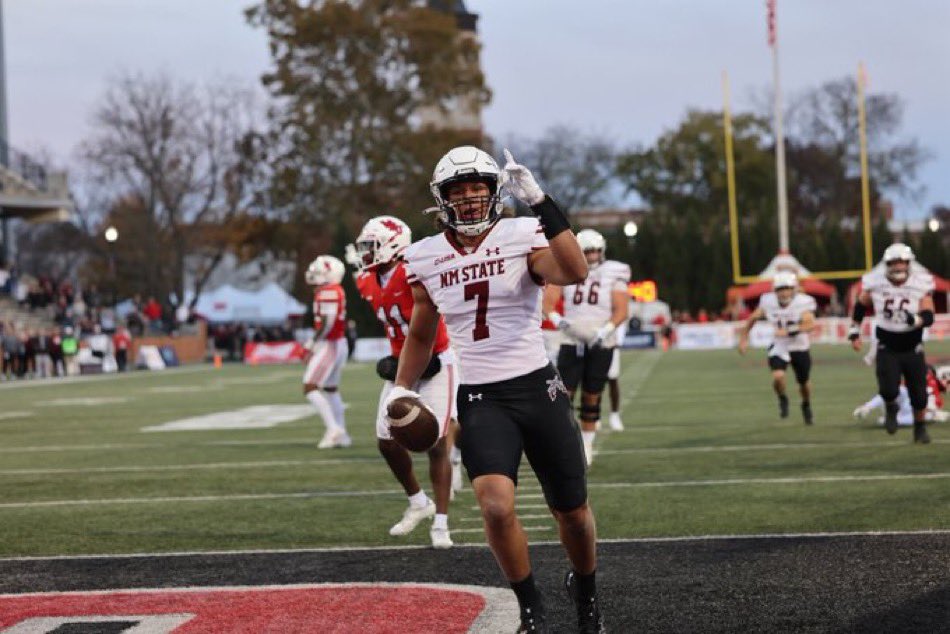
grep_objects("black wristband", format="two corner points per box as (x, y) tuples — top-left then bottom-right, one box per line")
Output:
(921, 309), (934, 327)
(531, 195), (571, 240)
(851, 302), (867, 323)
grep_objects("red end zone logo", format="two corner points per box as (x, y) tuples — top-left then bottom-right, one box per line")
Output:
(0, 583), (518, 633)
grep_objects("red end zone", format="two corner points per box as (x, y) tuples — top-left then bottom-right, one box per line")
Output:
(0, 583), (496, 633)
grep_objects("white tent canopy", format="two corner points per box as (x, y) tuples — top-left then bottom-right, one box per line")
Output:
(192, 283), (306, 325)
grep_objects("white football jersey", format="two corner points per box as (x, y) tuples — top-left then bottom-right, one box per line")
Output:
(862, 268), (935, 333)
(758, 291), (817, 353)
(561, 260), (631, 346)
(404, 217), (550, 385)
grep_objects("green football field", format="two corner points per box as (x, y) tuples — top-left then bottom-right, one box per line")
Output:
(1, 342), (948, 558)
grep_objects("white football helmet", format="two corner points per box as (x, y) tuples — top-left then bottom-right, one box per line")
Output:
(936, 365), (950, 389)
(430, 145), (505, 237)
(773, 271), (798, 306)
(883, 243), (914, 283)
(347, 216), (411, 272)
(576, 229), (606, 267)
(305, 255), (345, 286)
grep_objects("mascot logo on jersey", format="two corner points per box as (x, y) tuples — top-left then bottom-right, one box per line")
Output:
(546, 375), (568, 402)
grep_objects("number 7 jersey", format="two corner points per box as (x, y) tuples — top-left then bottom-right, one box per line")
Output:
(404, 217), (550, 385)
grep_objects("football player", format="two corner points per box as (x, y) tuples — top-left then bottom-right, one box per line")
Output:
(345, 216), (457, 549)
(853, 365), (948, 425)
(386, 146), (605, 633)
(302, 255), (351, 449)
(605, 314), (629, 432)
(738, 272), (817, 424)
(543, 229), (630, 464)
(849, 244), (937, 443)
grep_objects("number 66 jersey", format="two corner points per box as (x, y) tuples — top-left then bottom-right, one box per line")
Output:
(404, 217), (550, 385)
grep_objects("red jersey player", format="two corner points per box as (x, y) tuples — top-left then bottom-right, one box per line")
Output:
(346, 215), (458, 549)
(302, 255), (351, 449)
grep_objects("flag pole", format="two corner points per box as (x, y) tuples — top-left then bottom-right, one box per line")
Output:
(857, 62), (873, 271)
(767, 0), (790, 253)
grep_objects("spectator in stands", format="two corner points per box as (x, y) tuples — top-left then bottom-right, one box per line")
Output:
(142, 296), (162, 331)
(113, 326), (132, 372)
(1, 323), (17, 379)
(31, 328), (53, 379)
(20, 329), (33, 378)
(50, 328), (64, 377)
(61, 326), (79, 376)
(697, 308), (710, 323)
(0, 261), (10, 295)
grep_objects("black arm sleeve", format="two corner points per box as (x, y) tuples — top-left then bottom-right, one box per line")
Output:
(851, 301), (867, 324)
(530, 196), (572, 240)
(920, 309), (934, 327)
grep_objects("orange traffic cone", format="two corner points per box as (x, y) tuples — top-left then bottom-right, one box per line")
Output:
(213, 353), (222, 369)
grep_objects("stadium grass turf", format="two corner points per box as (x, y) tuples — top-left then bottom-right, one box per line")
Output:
(0, 341), (948, 556)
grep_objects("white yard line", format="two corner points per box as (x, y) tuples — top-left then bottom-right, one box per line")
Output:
(0, 457), (379, 476)
(5, 471), (950, 509)
(459, 515), (550, 523)
(597, 439), (950, 456)
(4, 528), (950, 562)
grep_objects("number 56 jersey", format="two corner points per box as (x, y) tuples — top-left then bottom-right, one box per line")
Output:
(404, 217), (550, 385)
(862, 267), (935, 334)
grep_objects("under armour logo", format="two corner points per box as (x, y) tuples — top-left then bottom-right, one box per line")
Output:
(468, 393), (483, 402)
(546, 375), (568, 402)
(485, 247), (500, 256)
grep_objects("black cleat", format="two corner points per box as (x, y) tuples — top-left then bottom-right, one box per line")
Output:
(914, 421), (931, 444)
(778, 395), (789, 419)
(516, 604), (547, 633)
(565, 571), (606, 634)
(801, 402), (813, 425)
(884, 402), (899, 435)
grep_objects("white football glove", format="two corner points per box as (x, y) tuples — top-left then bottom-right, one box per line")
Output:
(548, 312), (570, 331)
(383, 385), (434, 416)
(344, 244), (361, 268)
(591, 323), (617, 348)
(853, 404), (872, 419)
(502, 148), (545, 206)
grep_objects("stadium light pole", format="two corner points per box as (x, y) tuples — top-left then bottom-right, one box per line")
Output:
(105, 226), (118, 306)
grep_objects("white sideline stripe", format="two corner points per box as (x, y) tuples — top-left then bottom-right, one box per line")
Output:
(0, 437), (340, 454)
(0, 411), (33, 421)
(7, 470), (950, 509)
(0, 365), (212, 390)
(452, 526), (551, 534)
(0, 457), (380, 476)
(5, 528), (950, 562)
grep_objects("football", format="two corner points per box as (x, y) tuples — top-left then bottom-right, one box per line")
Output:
(386, 396), (440, 453)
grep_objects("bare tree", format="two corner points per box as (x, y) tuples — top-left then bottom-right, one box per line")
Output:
(503, 125), (618, 213)
(78, 73), (263, 308)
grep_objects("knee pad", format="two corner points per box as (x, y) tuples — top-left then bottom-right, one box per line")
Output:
(579, 401), (601, 423)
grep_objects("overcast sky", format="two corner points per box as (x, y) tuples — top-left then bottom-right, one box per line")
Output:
(4, 0), (948, 219)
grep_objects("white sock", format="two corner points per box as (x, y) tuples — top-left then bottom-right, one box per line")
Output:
(306, 390), (339, 431)
(408, 490), (429, 508)
(450, 445), (462, 464)
(582, 430), (596, 444)
(433, 513), (448, 530)
(327, 391), (346, 432)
